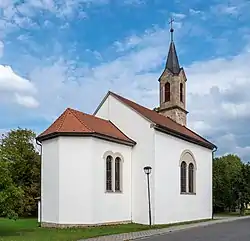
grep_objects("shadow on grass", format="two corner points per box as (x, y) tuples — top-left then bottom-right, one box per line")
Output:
(0, 228), (36, 237)
(0, 218), (38, 237)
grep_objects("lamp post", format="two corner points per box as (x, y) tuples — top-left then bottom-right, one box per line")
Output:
(144, 166), (152, 226)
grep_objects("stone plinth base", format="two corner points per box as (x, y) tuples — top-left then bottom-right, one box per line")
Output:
(41, 220), (131, 228)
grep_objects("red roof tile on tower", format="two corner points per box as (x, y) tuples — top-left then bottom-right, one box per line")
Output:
(36, 108), (135, 146)
(108, 92), (216, 150)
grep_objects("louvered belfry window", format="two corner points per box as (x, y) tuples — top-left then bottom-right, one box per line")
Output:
(180, 83), (183, 102)
(165, 82), (170, 102)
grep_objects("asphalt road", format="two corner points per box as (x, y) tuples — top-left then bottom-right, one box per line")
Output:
(140, 218), (250, 241)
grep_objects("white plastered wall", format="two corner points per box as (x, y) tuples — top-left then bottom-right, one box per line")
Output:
(154, 130), (213, 224)
(95, 94), (156, 224)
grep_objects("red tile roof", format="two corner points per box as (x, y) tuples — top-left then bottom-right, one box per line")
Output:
(108, 92), (216, 150)
(36, 108), (135, 146)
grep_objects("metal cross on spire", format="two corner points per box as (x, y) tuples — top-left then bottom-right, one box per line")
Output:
(169, 17), (174, 42)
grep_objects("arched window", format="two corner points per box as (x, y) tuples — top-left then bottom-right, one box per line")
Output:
(180, 161), (187, 193)
(180, 83), (183, 102)
(106, 155), (112, 191)
(180, 150), (196, 195)
(164, 82), (170, 102)
(115, 157), (121, 191)
(188, 163), (194, 193)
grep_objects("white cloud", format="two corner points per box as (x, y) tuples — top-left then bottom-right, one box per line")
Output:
(215, 133), (250, 161)
(0, 65), (36, 93)
(188, 120), (213, 136)
(221, 102), (250, 119)
(113, 27), (169, 53)
(171, 12), (186, 20)
(0, 0), (110, 33)
(0, 0), (145, 37)
(14, 93), (39, 108)
(114, 35), (143, 52)
(185, 52), (250, 96)
(0, 65), (39, 108)
(189, 9), (202, 15)
(223, 6), (238, 15)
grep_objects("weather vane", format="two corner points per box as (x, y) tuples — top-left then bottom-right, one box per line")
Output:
(169, 17), (174, 42)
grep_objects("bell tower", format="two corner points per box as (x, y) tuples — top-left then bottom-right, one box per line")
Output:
(155, 18), (188, 126)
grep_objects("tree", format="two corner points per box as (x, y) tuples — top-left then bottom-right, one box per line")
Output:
(0, 128), (41, 217)
(0, 159), (23, 219)
(213, 154), (243, 213)
(234, 163), (250, 215)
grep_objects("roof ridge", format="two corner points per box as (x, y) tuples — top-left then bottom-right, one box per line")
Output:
(110, 91), (182, 127)
(71, 107), (112, 122)
(68, 108), (94, 132)
(57, 109), (70, 132)
(108, 91), (215, 149)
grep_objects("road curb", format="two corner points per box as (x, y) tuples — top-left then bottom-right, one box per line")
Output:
(79, 216), (250, 241)
(131, 216), (250, 240)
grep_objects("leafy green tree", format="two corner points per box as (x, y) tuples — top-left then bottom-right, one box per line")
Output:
(0, 159), (23, 219)
(234, 163), (250, 215)
(213, 154), (243, 213)
(0, 128), (41, 217)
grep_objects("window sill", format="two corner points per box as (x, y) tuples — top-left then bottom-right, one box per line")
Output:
(180, 192), (196, 195)
(105, 190), (123, 194)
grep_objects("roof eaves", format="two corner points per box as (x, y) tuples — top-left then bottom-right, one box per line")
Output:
(36, 132), (136, 147)
(154, 124), (216, 150)
(184, 125), (217, 149)
(37, 109), (69, 138)
(158, 67), (183, 82)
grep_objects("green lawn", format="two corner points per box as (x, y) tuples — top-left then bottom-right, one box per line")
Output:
(0, 218), (213, 241)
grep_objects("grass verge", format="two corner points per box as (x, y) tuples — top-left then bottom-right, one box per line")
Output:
(0, 218), (214, 241)
(214, 209), (250, 217)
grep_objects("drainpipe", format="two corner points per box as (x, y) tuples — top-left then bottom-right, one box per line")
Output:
(212, 146), (217, 220)
(36, 139), (42, 227)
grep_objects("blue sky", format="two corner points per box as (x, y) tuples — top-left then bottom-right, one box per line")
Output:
(1, 0), (250, 160)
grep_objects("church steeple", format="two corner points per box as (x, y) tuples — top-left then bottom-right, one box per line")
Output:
(155, 18), (188, 126)
(165, 19), (181, 75)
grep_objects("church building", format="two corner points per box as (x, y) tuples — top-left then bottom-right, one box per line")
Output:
(36, 25), (217, 227)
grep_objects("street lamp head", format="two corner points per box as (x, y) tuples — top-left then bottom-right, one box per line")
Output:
(144, 166), (152, 175)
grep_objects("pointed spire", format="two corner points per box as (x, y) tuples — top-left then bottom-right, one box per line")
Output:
(165, 17), (181, 75)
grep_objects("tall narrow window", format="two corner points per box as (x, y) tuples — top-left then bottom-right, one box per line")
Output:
(164, 82), (170, 102)
(188, 163), (194, 193)
(180, 83), (183, 102)
(180, 161), (187, 193)
(115, 157), (121, 191)
(106, 156), (112, 191)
